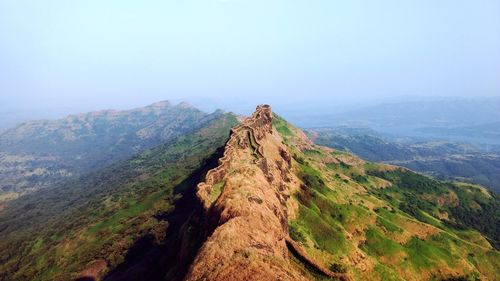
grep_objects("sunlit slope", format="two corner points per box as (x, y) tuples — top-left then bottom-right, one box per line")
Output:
(274, 115), (499, 281)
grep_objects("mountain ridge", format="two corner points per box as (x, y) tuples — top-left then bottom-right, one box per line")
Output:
(0, 104), (498, 281)
(185, 105), (499, 280)
(186, 105), (307, 280)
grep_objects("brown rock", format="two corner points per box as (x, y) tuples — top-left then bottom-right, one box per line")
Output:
(186, 105), (308, 281)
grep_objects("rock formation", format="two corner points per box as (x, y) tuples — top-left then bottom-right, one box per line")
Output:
(186, 105), (307, 281)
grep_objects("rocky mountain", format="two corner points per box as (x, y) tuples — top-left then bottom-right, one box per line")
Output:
(0, 105), (498, 281)
(0, 101), (214, 201)
(306, 128), (500, 193)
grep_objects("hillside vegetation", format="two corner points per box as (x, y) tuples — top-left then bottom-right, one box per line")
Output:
(0, 101), (212, 200)
(0, 113), (238, 281)
(307, 128), (500, 193)
(279, 117), (499, 280)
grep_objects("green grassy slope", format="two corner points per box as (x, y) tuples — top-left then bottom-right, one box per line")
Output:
(306, 128), (500, 193)
(275, 116), (500, 281)
(0, 113), (238, 281)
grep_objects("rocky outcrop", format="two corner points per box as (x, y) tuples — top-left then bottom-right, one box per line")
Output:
(187, 105), (351, 281)
(196, 105), (274, 211)
(186, 105), (307, 281)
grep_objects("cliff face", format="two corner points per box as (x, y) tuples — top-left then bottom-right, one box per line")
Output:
(186, 105), (306, 281)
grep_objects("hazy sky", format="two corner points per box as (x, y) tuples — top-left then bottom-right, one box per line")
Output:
(1, 0), (499, 124)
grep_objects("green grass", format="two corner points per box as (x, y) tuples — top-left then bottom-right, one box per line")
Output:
(362, 227), (404, 257)
(299, 205), (348, 255)
(209, 181), (225, 202)
(297, 162), (330, 195)
(326, 162), (352, 174)
(374, 263), (404, 281)
(29, 238), (44, 254)
(370, 168), (500, 249)
(87, 190), (166, 235)
(272, 114), (293, 137)
(330, 149), (350, 156)
(376, 216), (403, 233)
(403, 236), (455, 270)
(289, 221), (307, 244)
(374, 208), (403, 233)
(304, 149), (323, 157)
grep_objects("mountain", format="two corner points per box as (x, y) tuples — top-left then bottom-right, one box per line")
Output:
(0, 105), (498, 281)
(306, 127), (500, 193)
(0, 101), (213, 201)
(185, 106), (498, 280)
(0, 110), (238, 281)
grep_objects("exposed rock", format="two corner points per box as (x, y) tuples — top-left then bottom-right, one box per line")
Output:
(76, 259), (107, 281)
(187, 105), (308, 281)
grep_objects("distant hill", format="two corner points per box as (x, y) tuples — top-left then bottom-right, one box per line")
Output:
(417, 122), (500, 143)
(295, 97), (500, 145)
(307, 127), (500, 193)
(0, 101), (219, 200)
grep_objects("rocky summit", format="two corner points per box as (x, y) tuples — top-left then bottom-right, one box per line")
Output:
(188, 105), (305, 280)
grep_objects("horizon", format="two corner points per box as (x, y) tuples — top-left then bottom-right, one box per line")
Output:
(1, 95), (499, 132)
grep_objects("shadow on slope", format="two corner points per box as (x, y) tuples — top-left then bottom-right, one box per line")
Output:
(103, 147), (224, 281)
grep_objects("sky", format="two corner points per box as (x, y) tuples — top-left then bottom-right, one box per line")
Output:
(0, 0), (499, 127)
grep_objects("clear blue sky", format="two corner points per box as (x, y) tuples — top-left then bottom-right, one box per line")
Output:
(0, 0), (499, 123)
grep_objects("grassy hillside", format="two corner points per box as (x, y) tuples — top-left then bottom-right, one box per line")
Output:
(0, 101), (212, 200)
(0, 113), (238, 281)
(307, 128), (500, 193)
(277, 117), (500, 281)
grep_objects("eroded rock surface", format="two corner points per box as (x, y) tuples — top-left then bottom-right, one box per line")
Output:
(186, 105), (307, 281)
